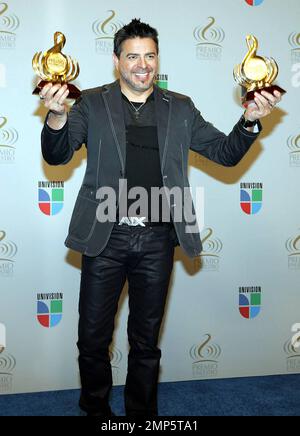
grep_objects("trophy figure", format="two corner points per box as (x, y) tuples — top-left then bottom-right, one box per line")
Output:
(32, 31), (80, 99)
(234, 35), (286, 106)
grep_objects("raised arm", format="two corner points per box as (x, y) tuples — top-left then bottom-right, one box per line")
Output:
(40, 84), (88, 165)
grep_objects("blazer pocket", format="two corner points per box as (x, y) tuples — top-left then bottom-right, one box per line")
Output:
(68, 195), (98, 242)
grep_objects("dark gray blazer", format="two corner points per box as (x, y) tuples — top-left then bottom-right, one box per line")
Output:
(41, 80), (260, 258)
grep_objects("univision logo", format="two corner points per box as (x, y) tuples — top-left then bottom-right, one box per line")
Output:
(289, 31), (300, 64)
(239, 286), (261, 319)
(38, 181), (64, 216)
(0, 2), (20, 49)
(0, 352), (16, 393)
(287, 134), (300, 167)
(0, 115), (18, 163)
(194, 17), (225, 61)
(284, 339), (300, 373)
(240, 182), (263, 215)
(286, 231), (300, 270)
(37, 293), (63, 328)
(190, 334), (221, 378)
(93, 10), (124, 54)
(0, 230), (17, 277)
(245, 0), (264, 6)
(156, 74), (168, 90)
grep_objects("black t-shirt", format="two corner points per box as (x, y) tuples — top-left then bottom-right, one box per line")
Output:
(118, 92), (165, 223)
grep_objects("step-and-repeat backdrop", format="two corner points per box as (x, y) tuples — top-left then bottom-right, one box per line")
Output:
(1, 0), (300, 394)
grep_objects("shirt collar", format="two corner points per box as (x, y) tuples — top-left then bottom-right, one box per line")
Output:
(121, 91), (154, 104)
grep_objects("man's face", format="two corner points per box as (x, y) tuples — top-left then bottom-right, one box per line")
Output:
(114, 37), (158, 94)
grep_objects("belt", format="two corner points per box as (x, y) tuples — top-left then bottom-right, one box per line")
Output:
(117, 217), (172, 228)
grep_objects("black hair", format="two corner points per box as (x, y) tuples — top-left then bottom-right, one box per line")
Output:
(114, 18), (159, 58)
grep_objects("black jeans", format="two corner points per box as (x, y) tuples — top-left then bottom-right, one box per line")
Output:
(77, 223), (176, 416)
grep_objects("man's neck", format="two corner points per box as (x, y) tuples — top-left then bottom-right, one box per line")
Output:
(120, 80), (154, 103)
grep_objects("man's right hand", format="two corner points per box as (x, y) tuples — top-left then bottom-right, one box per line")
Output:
(39, 83), (69, 130)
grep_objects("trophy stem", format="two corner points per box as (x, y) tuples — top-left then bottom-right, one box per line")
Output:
(242, 84), (286, 107)
(32, 80), (81, 100)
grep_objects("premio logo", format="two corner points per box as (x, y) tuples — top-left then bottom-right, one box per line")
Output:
(110, 346), (123, 385)
(38, 181), (64, 216)
(190, 334), (222, 378)
(284, 338), (300, 373)
(0, 230), (17, 277)
(93, 10), (124, 54)
(37, 293), (63, 328)
(0, 115), (18, 163)
(0, 2), (20, 49)
(245, 0), (264, 6)
(194, 228), (223, 272)
(194, 17), (225, 61)
(0, 352), (16, 393)
(239, 286), (261, 319)
(286, 231), (300, 271)
(156, 74), (168, 90)
(287, 134), (300, 167)
(240, 182), (263, 215)
(289, 31), (300, 64)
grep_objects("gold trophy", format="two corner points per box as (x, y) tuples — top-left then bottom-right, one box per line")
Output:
(234, 35), (286, 106)
(32, 31), (80, 99)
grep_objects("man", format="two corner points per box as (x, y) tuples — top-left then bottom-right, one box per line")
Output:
(40, 19), (281, 417)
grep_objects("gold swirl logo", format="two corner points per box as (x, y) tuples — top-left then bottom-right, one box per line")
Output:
(286, 232), (300, 256)
(0, 231), (17, 261)
(288, 32), (300, 50)
(93, 10), (124, 40)
(194, 17), (225, 47)
(0, 116), (18, 149)
(284, 339), (300, 357)
(0, 353), (16, 374)
(201, 228), (223, 256)
(287, 135), (300, 154)
(109, 346), (122, 367)
(190, 334), (221, 363)
(0, 2), (20, 34)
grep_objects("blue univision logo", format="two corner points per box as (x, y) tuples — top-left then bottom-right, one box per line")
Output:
(245, 0), (264, 6)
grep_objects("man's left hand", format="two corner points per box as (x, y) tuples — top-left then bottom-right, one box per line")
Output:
(244, 90), (282, 122)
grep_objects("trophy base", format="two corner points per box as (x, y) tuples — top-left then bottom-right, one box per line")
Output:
(242, 85), (286, 107)
(33, 81), (81, 99)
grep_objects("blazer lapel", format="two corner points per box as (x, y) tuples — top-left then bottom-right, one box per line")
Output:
(102, 81), (126, 174)
(154, 84), (172, 172)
